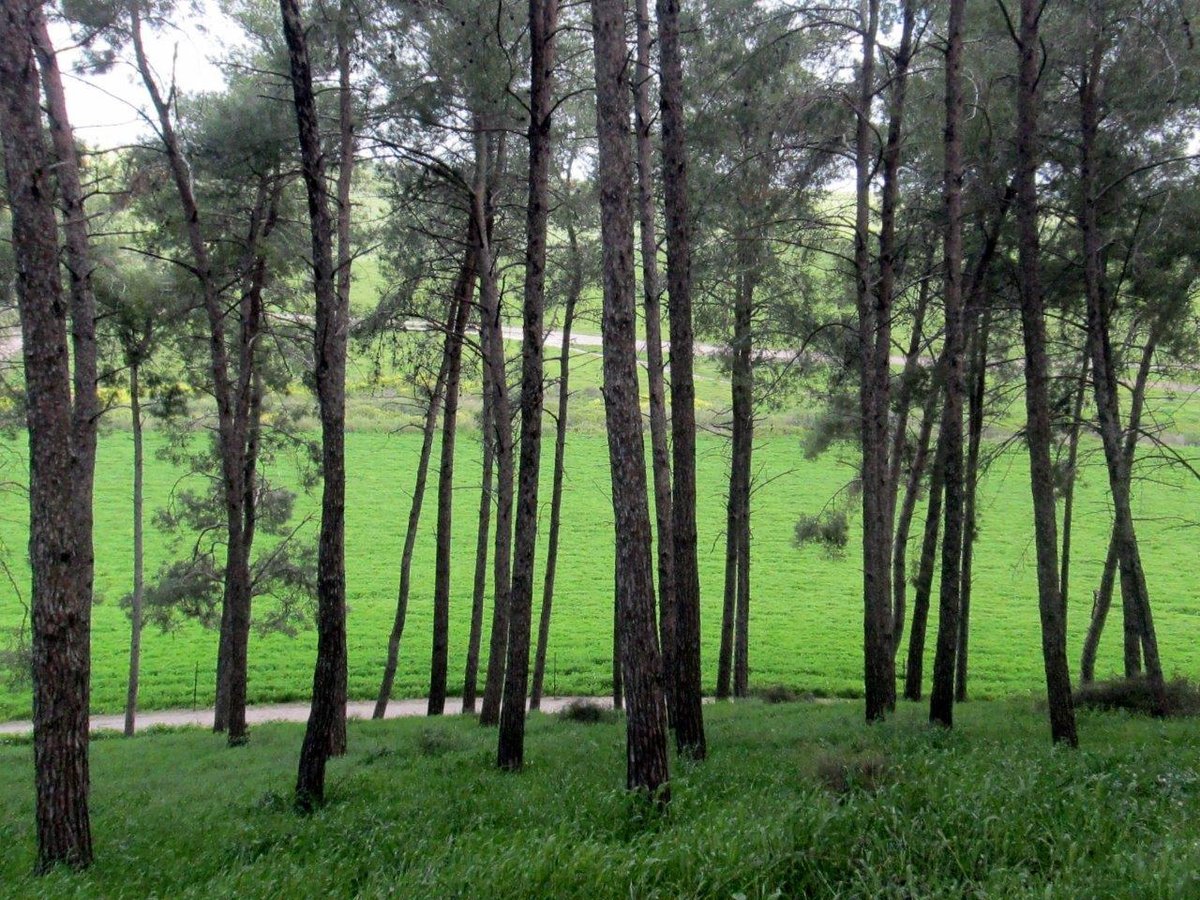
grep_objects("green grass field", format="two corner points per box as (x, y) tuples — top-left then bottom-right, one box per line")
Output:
(2, 700), (1199, 896)
(0, 403), (1198, 720)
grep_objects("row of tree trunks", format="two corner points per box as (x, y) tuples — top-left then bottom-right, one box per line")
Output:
(634, 0), (677, 720)
(591, 0), (671, 796)
(281, 0), (350, 808)
(0, 0), (98, 869)
(657, 0), (707, 760)
(530, 222), (582, 709)
(1014, 0), (1079, 747)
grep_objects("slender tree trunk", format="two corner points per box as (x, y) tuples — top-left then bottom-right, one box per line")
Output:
(281, 0), (349, 806)
(125, 363), (145, 737)
(1058, 349), (1090, 614)
(498, 0), (559, 769)
(429, 249), (477, 715)
(530, 237), (581, 708)
(1015, 0), (1078, 746)
(0, 3), (94, 867)
(657, 0), (706, 760)
(717, 482), (738, 699)
(594, 0), (671, 797)
(462, 388), (495, 714)
(955, 310), (990, 702)
(1078, 25), (1167, 713)
(634, 0), (677, 722)
(478, 128), (515, 729)
(891, 387), (937, 661)
(929, 0), (968, 728)
(731, 265), (754, 699)
(904, 434), (945, 701)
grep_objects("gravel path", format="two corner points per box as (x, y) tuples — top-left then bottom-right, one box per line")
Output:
(0, 696), (611, 736)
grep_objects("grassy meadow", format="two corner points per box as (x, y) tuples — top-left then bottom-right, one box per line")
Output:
(2, 700), (1200, 896)
(1, 354), (1198, 719)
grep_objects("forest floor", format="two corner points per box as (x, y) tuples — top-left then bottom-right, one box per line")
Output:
(2, 698), (1198, 897)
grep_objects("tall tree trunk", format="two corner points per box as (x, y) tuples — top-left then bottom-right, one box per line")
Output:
(1058, 349), (1090, 614)
(530, 231), (581, 709)
(498, 0), (559, 769)
(1015, 0), (1078, 746)
(593, 0), (671, 797)
(429, 248), (477, 715)
(929, 0), (968, 728)
(1077, 23), (1167, 713)
(731, 264), (754, 699)
(891, 386), (937, 661)
(903, 434), (945, 701)
(854, 0), (896, 722)
(1080, 329), (1159, 683)
(717, 482), (738, 700)
(634, 0), (676, 721)
(281, 0), (350, 807)
(125, 362), (145, 737)
(0, 2), (94, 867)
(462, 388), (495, 714)
(955, 310), (990, 702)
(478, 127), (516, 729)
(657, 0), (706, 761)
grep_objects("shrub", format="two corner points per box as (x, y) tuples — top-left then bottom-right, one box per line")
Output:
(756, 684), (806, 704)
(815, 751), (892, 796)
(557, 699), (616, 724)
(1074, 676), (1200, 717)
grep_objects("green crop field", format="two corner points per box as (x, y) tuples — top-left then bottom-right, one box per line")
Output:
(0, 397), (1198, 720)
(3, 700), (1200, 896)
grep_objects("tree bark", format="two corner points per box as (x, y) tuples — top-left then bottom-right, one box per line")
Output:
(593, 0), (671, 798)
(635, 0), (677, 722)
(281, 0), (350, 807)
(125, 362), (145, 737)
(428, 247), (477, 715)
(657, 0), (706, 760)
(1015, 0), (1078, 746)
(530, 227), (581, 709)
(0, 0), (94, 868)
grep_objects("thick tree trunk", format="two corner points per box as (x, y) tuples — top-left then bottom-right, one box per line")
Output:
(530, 235), (581, 709)
(462, 388), (495, 714)
(0, 2), (94, 867)
(125, 363), (145, 737)
(593, 0), (671, 797)
(498, 0), (559, 769)
(478, 128), (516, 729)
(1077, 29), (1167, 713)
(429, 249), (476, 716)
(657, 0), (706, 760)
(634, 0), (676, 721)
(929, 0), (968, 728)
(281, 0), (350, 807)
(1015, 0), (1078, 746)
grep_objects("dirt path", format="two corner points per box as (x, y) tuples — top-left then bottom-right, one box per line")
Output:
(0, 695), (610, 737)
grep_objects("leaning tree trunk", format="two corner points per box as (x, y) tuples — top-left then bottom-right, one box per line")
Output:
(657, 0), (706, 761)
(428, 250), (476, 716)
(1015, 0), (1078, 747)
(1078, 29), (1167, 714)
(594, 0), (671, 797)
(891, 386), (937, 661)
(498, 0), (559, 770)
(929, 0), (968, 729)
(530, 232), (581, 709)
(1058, 349), (1090, 617)
(125, 362), (145, 737)
(0, 1), (95, 868)
(634, 0), (676, 721)
(904, 430), (945, 702)
(281, 0), (350, 808)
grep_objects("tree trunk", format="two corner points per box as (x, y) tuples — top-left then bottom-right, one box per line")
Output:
(0, 1), (94, 867)
(731, 265), (754, 699)
(462, 388), (495, 714)
(891, 386), (937, 661)
(428, 248), (477, 715)
(478, 127), (515, 729)
(634, 0), (676, 722)
(1015, 0), (1078, 746)
(125, 363), (145, 737)
(281, 0), (350, 807)
(498, 0), (559, 769)
(530, 230), (581, 708)
(657, 0), (706, 761)
(1077, 23), (1167, 714)
(929, 0), (968, 729)
(594, 0), (671, 797)
(904, 432), (945, 702)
